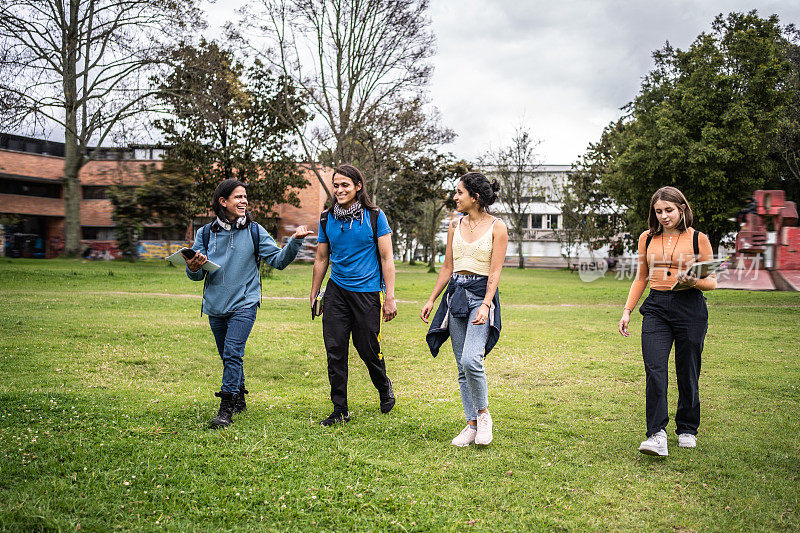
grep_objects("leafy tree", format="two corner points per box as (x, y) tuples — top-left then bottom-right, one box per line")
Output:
(555, 121), (627, 266)
(136, 161), (196, 239)
(390, 155), (467, 272)
(772, 35), (800, 203)
(151, 40), (311, 230)
(381, 164), (425, 263)
(601, 12), (798, 251)
(0, 0), (202, 255)
(108, 186), (145, 260)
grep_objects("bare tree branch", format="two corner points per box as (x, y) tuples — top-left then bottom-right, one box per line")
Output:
(0, 0), (204, 255)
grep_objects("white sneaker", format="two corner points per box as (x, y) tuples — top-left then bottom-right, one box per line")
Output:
(638, 429), (668, 456)
(451, 425), (477, 447)
(678, 433), (697, 448)
(475, 412), (493, 445)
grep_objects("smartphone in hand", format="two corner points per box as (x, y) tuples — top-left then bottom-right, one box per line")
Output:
(180, 248), (196, 260)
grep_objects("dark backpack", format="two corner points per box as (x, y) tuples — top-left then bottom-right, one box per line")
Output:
(319, 208), (384, 289)
(198, 221), (262, 315)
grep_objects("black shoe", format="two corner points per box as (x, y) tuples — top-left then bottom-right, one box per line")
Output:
(320, 411), (350, 426)
(233, 387), (248, 414)
(210, 391), (236, 428)
(379, 380), (395, 414)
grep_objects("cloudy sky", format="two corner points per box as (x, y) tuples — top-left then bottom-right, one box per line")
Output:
(208, 1), (800, 164)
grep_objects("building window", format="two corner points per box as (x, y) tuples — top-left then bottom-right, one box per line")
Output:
(82, 227), (116, 240)
(521, 195), (545, 203)
(0, 178), (61, 198)
(545, 214), (560, 229)
(82, 186), (108, 199)
(529, 214), (543, 229)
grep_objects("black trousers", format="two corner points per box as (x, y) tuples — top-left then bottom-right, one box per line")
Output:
(640, 288), (708, 437)
(322, 280), (390, 412)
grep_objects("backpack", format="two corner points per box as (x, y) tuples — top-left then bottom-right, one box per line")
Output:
(198, 221), (262, 315)
(319, 208), (384, 290)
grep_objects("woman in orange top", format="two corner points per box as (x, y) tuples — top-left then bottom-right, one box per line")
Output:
(618, 186), (716, 456)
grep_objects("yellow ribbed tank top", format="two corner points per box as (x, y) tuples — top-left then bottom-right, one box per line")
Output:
(452, 217), (497, 276)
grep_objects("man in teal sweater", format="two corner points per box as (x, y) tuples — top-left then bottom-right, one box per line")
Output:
(187, 179), (311, 428)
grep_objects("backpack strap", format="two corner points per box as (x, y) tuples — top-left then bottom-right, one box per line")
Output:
(369, 208), (384, 291)
(200, 223), (211, 317)
(249, 221), (261, 270)
(319, 211), (328, 242)
(693, 230), (700, 260)
(250, 221), (262, 308)
(645, 233), (653, 253)
(202, 223), (211, 251)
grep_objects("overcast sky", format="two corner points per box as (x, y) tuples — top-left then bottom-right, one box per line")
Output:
(203, 1), (800, 164)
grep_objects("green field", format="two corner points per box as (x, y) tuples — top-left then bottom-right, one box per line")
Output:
(0, 258), (798, 531)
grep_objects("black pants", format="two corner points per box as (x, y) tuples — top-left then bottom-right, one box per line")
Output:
(640, 288), (708, 437)
(322, 280), (390, 412)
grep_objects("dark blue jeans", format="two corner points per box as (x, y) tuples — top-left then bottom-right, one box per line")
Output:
(209, 305), (258, 394)
(640, 289), (708, 437)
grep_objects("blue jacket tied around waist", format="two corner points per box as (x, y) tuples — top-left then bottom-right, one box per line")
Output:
(425, 277), (502, 357)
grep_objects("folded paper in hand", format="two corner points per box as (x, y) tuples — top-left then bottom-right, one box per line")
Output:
(165, 248), (220, 272)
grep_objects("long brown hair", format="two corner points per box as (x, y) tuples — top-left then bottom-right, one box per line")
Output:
(648, 186), (693, 236)
(331, 164), (378, 210)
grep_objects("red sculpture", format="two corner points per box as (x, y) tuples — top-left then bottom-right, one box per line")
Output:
(723, 190), (800, 291)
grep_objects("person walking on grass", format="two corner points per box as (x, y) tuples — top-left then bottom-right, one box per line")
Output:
(421, 172), (508, 446)
(186, 179), (311, 428)
(309, 164), (398, 426)
(618, 186), (717, 456)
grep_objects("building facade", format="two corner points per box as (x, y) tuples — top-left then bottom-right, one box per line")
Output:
(0, 134), (333, 258)
(480, 164), (572, 266)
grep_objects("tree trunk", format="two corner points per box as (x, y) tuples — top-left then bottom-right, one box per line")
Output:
(427, 234), (436, 273)
(62, 0), (82, 257)
(63, 147), (83, 256)
(516, 234), (525, 269)
(709, 233), (722, 257)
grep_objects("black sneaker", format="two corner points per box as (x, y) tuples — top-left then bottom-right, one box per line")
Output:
(320, 411), (350, 426)
(379, 380), (395, 414)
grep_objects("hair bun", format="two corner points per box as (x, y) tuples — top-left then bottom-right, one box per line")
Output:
(490, 179), (500, 193)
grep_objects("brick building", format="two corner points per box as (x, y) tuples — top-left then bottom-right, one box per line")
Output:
(0, 134), (333, 258)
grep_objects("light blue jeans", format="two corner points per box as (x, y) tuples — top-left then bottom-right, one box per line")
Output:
(448, 274), (490, 421)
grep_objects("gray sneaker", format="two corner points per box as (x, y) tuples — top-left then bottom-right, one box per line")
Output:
(638, 429), (668, 456)
(677, 433), (697, 448)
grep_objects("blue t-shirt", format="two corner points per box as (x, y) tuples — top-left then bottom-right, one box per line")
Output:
(318, 209), (392, 292)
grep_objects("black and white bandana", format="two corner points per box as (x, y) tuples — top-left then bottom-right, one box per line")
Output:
(332, 200), (363, 225)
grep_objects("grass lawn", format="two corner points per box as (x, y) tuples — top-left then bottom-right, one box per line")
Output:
(0, 258), (798, 531)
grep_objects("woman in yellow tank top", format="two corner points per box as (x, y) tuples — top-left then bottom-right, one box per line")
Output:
(421, 172), (509, 446)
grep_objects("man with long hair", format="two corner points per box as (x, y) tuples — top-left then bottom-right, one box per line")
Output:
(310, 164), (398, 426)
